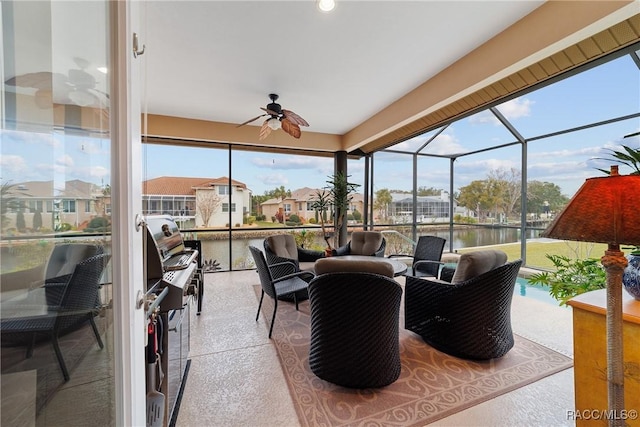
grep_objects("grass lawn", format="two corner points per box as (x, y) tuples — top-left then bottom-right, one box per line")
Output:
(457, 240), (610, 270)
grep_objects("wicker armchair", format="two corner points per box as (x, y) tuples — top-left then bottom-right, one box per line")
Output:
(389, 235), (445, 277)
(41, 243), (105, 307)
(332, 231), (386, 257)
(263, 234), (322, 302)
(263, 234), (324, 279)
(308, 258), (402, 388)
(1, 253), (111, 381)
(404, 255), (522, 360)
(249, 246), (313, 338)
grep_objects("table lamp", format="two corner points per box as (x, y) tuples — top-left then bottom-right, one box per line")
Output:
(541, 165), (640, 426)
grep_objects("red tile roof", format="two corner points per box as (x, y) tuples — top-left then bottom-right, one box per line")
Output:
(142, 176), (247, 196)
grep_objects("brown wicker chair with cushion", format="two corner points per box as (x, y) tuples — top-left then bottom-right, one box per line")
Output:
(264, 234), (323, 302)
(308, 257), (402, 388)
(332, 231), (386, 257)
(263, 234), (324, 279)
(404, 250), (521, 360)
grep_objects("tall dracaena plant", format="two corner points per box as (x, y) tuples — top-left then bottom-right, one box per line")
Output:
(310, 189), (333, 250)
(326, 172), (360, 248)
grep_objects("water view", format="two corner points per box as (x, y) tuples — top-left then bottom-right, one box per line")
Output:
(193, 226), (543, 271)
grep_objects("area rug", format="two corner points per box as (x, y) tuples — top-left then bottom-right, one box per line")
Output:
(254, 286), (573, 427)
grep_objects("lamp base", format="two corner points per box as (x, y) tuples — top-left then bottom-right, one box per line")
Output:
(602, 245), (628, 427)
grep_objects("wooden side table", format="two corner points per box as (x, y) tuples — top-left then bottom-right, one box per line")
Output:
(567, 289), (640, 425)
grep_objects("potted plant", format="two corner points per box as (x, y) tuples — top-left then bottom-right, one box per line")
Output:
(310, 188), (333, 255)
(325, 171), (360, 248)
(310, 172), (361, 255)
(623, 246), (640, 300)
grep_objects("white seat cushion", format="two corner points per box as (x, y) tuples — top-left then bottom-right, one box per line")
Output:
(265, 234), (298, 260)
(314, 257), (394, 278)
(451, 250), (508, 284)
(349, 231), (383, 256)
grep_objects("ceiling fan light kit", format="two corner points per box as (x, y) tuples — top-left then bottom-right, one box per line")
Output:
(237, 93), (309, 140)
(317, 0), (336, 13)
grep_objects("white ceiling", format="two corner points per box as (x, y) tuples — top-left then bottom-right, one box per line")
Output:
(142, 1), (544, 136)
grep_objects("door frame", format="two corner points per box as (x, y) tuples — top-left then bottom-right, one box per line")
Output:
(110, 1), (146, 425)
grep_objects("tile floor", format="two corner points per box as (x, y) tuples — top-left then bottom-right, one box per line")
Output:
(176, 270), (577, 427)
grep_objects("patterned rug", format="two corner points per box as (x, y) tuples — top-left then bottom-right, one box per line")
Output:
(254, 286), (573, 427)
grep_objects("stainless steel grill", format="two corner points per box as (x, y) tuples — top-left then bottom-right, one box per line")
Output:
(143, 215), (199, 427)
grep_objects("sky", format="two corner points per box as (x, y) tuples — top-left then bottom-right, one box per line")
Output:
(2, 52), (639, 199)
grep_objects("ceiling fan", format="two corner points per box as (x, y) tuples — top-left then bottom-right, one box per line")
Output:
(5, 57), (107, 109)
(237, 94), (309, 140)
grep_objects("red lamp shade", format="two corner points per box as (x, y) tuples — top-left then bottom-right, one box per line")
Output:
(541, 168), (640, 246)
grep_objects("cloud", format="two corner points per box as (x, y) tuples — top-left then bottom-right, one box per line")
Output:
(256, 173), (289, 186)
(75, 166), (110, 180)
(0, 154), (28, 174)
(77, 140), (107, 155)
(497, 97), (533, 120)
(529, 145), (603, 159)
(426, 132), (466, 155)
(251, 156), (329, 170)
(469, 97), (533, 125)
(57, 155), (74, 167)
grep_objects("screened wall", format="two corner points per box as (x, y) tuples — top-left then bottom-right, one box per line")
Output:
(139, 43), (640, 271)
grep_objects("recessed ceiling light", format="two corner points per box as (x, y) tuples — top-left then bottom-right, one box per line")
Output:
(317, 0), (335, 13)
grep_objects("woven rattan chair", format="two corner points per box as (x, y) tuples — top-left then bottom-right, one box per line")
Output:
(333, 231), (386, 257)
(389, 235), (446, 277)
(1, 253), (111, 381)
(41, 243), (105, 307)
(308, 259), (402, 388)
(263, 234), (324, 278)
(249, 246), (313, 338)
(404, 257), (522, 360)
(263, 234), (322, 302)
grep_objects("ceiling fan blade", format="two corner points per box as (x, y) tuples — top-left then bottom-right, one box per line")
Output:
(237, 113), (267, 127)
(282, 109), (309, 127)
(259, 119), (272, 140)
(260, 107), (280, 116)
(5, 71), (68, 90)
(281, 118), (302, 139)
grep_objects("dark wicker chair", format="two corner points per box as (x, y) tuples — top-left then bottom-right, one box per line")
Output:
(1, 253), (111, 381)
(263, 234), (324, 278)
(249, 246), (313, 338)
(263, 235), (322, 302)
(41, 243), (105, 307)
(308, 264), (402, 388)
(333, 231), (386, 257)
(389, 235), (446, 277)
(404, 258), (523, 360)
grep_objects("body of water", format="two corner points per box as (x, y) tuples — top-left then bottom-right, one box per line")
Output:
(197, 226), (542, 270)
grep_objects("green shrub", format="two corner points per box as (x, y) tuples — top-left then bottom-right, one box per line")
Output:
(288, 214), (301, 223)
(308, 218), (317, 224)
(528, 254), (606, 306)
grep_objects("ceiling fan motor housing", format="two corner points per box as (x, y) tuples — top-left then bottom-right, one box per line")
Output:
(266, 102), (282, 115)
